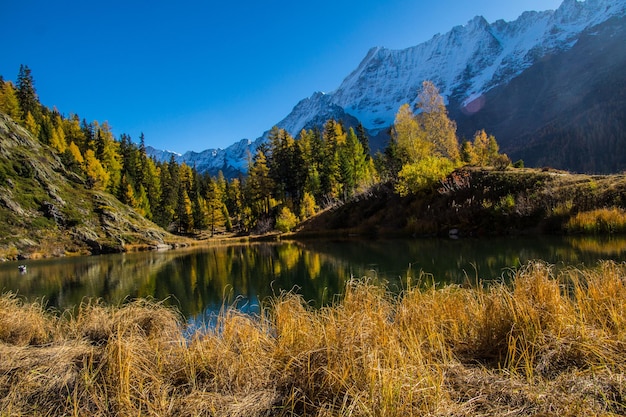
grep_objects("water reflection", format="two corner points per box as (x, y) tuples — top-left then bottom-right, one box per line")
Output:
(1, 236), (626, 321)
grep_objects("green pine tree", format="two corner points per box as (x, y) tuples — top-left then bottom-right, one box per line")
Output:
(16, 64), (41, 122)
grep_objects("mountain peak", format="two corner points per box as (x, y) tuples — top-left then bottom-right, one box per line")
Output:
(468, 15), (490, 30)
(149, 0), (626, 176)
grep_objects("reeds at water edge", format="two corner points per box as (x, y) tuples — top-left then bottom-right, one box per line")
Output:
(1, 260), (626, 416)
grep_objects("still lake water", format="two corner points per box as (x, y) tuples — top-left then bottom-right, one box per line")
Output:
(2, 236), (626, 322)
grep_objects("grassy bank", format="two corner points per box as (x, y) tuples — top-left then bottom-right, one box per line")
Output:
(2, 262), (626, 416)
(299, 168), (626, 237)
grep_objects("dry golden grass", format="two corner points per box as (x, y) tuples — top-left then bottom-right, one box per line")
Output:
(1, 262), (626, 416)
(566, 208), (626, 234)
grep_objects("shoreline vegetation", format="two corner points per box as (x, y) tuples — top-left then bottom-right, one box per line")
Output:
(2, 261), (626, 416)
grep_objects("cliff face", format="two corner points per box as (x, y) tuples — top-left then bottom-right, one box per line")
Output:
(0, 113), (183, 260)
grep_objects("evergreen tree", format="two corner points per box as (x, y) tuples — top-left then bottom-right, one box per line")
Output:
(267, 127), (306, 207)
(137, 135), (161, 220)
(246, 150), (273, 216)
(175, 185), (194, 234)
(356, 123), (371, 160)
(119, 133), (139, 185)
(137, 133), (147, 186)
(193, 195), (209, 232)
(376, 127), (403, 182)
(153, 157), (178, 228)
(15, 64), (40, 122)
(38, 113), (54, 145)
(338, 128), (360, 198)
(135, 184), (152, 219)
(267, 126), (288, 200)
(81, 119), (95, 153)
(350, 128), (370, 181)
(319, 120), (345, 201)
(298, 128), (322, 199)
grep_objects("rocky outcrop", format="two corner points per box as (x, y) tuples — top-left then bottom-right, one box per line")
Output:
(0, 113), (187, 260)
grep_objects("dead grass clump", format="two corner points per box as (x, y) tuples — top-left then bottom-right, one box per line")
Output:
(71, 298), (183, 344)
(0, 293), (58, 345)
(0, 342), (95, 416)
(2, 262), (626, 416)
(186, 307), (276, 395)
(266, 280), (446, 415)
(73, 299), (185, 416)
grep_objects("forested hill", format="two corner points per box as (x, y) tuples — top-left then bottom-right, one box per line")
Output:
(0, 113), (187, 260)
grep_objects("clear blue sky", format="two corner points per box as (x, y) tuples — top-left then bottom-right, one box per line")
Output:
(2, 0), (562, 153)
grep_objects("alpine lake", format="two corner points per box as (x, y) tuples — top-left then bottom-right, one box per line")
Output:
(2, 235), (626, 327)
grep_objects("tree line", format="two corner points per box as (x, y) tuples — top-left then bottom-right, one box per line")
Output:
(0, 66), (510, 236)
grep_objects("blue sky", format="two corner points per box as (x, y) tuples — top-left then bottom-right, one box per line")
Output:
(2, 0), (562, 153)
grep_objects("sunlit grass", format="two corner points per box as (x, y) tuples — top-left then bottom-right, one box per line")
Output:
(566, 207), (626, 234)
(1, 261), (626, 415)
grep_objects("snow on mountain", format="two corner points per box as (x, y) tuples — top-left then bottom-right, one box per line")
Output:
(149, 0), (625, 176)
(147, 137), (262, 176)
(293, 0), (625, 137)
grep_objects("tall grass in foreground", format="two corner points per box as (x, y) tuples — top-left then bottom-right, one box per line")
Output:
(1, 261), (626, 416)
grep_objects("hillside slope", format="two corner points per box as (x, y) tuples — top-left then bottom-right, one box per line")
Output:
(0, 113), (187, 260)
(297, 167), (626, 237)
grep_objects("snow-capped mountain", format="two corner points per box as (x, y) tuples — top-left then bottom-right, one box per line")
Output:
(147, 137), (264, 176)
(149, 0), (626, 175)
(282, 0), (624, 136)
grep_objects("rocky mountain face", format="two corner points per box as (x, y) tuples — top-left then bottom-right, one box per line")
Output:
(451, 14), (626, 173)
(0, 113), (183, 260)
(149, 0), (626, 175)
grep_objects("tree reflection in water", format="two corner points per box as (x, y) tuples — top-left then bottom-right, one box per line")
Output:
(1, 236), (626, 325)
